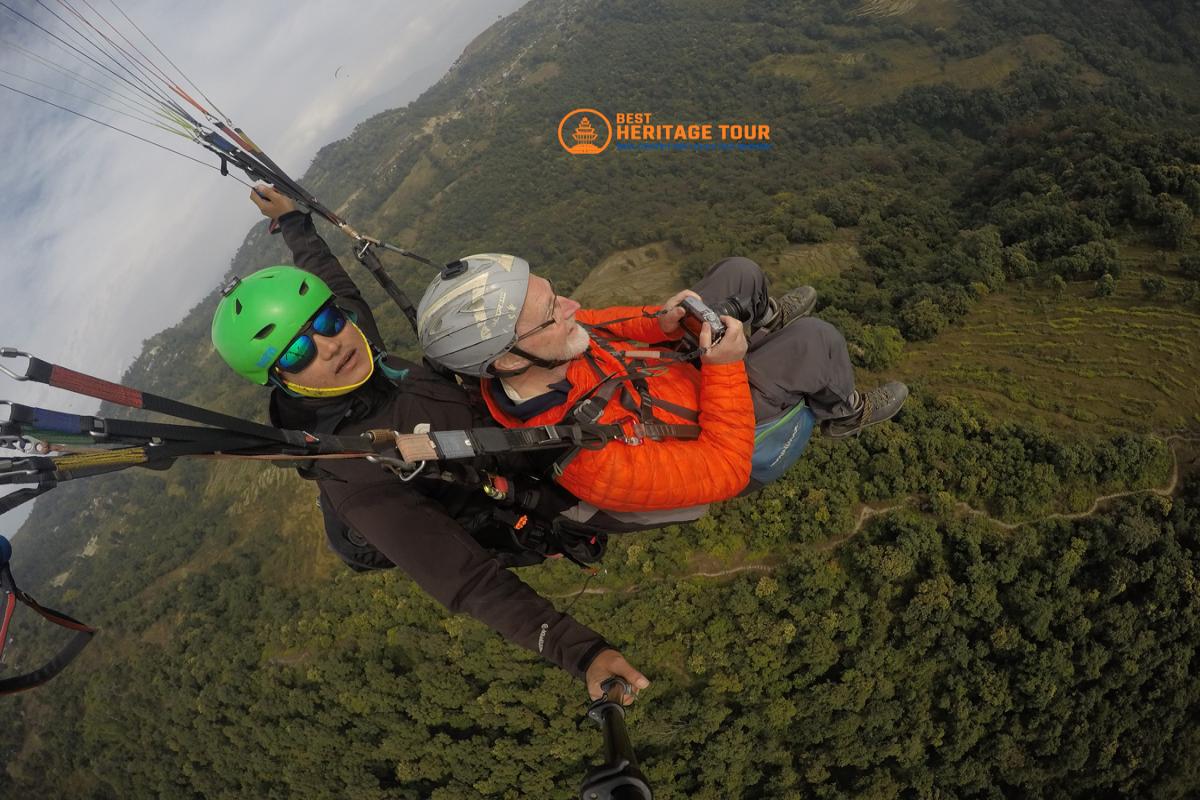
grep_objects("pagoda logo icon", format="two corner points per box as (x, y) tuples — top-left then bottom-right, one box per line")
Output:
(558, 108), (613, 154)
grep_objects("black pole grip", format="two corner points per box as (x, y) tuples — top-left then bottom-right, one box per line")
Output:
(579, 679), (652, 799)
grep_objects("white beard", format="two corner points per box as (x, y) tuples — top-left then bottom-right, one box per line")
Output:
(541, 323), (591, 362)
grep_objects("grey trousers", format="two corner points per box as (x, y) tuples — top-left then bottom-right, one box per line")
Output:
(692, 257), (858, 423)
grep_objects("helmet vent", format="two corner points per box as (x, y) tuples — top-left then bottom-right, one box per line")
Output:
(299, 280), (310, 296)
(254, 324), (276, 340)
(235, 299), (243, 315)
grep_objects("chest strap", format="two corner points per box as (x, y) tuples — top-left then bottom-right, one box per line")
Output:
(393, 420), (700, 468)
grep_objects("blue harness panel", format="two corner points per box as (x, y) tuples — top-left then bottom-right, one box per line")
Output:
(750, 402), (815, 484)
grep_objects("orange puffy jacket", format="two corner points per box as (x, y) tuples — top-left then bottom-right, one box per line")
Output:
(481, 306), (755, 512)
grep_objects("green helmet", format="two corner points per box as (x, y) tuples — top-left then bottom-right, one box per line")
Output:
(211, 266), (333, 385)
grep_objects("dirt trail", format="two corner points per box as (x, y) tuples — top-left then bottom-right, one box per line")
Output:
(552, 435), (1200, 596)
(950, 434), (1195, 527)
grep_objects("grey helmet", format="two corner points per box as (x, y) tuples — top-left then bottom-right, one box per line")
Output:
(417, 253), (531, 376)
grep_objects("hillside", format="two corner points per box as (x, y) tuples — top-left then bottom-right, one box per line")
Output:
(4, 1), (1200, 797)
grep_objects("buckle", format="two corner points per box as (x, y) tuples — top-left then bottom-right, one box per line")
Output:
(631, 423), (660, 442)
(621, 421), (642, 446)
(572, 398), (605, 424)
(366, 454), (425, 482)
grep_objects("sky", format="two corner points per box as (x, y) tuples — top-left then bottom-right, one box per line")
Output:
(0, 0), (528, 537)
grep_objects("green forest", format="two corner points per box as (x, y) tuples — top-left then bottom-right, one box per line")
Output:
(4, 0), (1200, 797)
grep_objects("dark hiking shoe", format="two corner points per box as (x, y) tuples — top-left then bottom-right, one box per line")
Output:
(822, 381), (909, 438)
(761, 285), (818, 333)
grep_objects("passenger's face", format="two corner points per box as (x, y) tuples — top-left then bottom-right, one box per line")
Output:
(512, 275), (589, 362)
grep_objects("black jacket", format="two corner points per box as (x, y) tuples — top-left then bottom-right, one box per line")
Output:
(268, 212), (609, 679)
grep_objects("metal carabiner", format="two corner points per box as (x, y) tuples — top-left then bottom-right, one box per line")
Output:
(0, 349), (32, 382)
(367, 454), (426, 482)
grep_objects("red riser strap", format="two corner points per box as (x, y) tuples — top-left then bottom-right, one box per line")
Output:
(48, 365), (143, 409)
(20, 593), (96, 634)
(0, 592), (15, 662)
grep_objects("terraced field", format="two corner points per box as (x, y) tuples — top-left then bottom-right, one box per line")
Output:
(754, 33), (1104, 109)
(881, 269), (1200, 435)
(853, 0), (959, 25)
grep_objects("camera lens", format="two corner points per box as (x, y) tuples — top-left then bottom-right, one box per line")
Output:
(710, 296), (753, 323)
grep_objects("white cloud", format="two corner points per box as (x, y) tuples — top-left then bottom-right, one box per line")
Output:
(0, 0), (527, 535)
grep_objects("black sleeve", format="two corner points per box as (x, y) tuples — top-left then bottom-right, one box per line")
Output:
(278, 211), (384, 347)
(321, 462), (610, 680)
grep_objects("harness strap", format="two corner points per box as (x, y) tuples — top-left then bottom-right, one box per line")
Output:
(642, 396), (700, 422)
(571, 351), (626, 423)
(527, 324), (707, 474)
(2, 401), (272, 447)
(0, 563), (96, 696)
(0, 486), (53, 515)
(581, 315), (701, 363)
(547, 351), (631, 475)
(0, 353), (396, 462)
(355, 242), (417, 336)
(584, 331), (701, 426)
(393, 421), (701, 466)
(1, 433), (308, 488)
(2, 350), (350, 452)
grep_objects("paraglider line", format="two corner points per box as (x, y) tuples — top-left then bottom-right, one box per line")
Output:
(0, 79), (254, 187)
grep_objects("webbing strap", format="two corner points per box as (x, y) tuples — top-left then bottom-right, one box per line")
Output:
(0, 456), (56, 486)
(581, 315), (700, 363)
(571, 352), (627, 425)
(27, 406), (80, 434)
(634, 422), (701, 441)
(401, 418), (701, 466)
(42, 363), (143, 408)
(0, 485), (53, 514)
(1, 591), (14, 650)
(583, 335), (700, 426)
(0, 564), (96, 696)
(21, 356), (297, 446)
(4, 401), (259, 445)
(643, 396), (700, 423)
(5, 354), (376, 455)
(356, 242), (417, 335)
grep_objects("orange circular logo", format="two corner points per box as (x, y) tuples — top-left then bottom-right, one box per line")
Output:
(558, 108), (612, 155)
